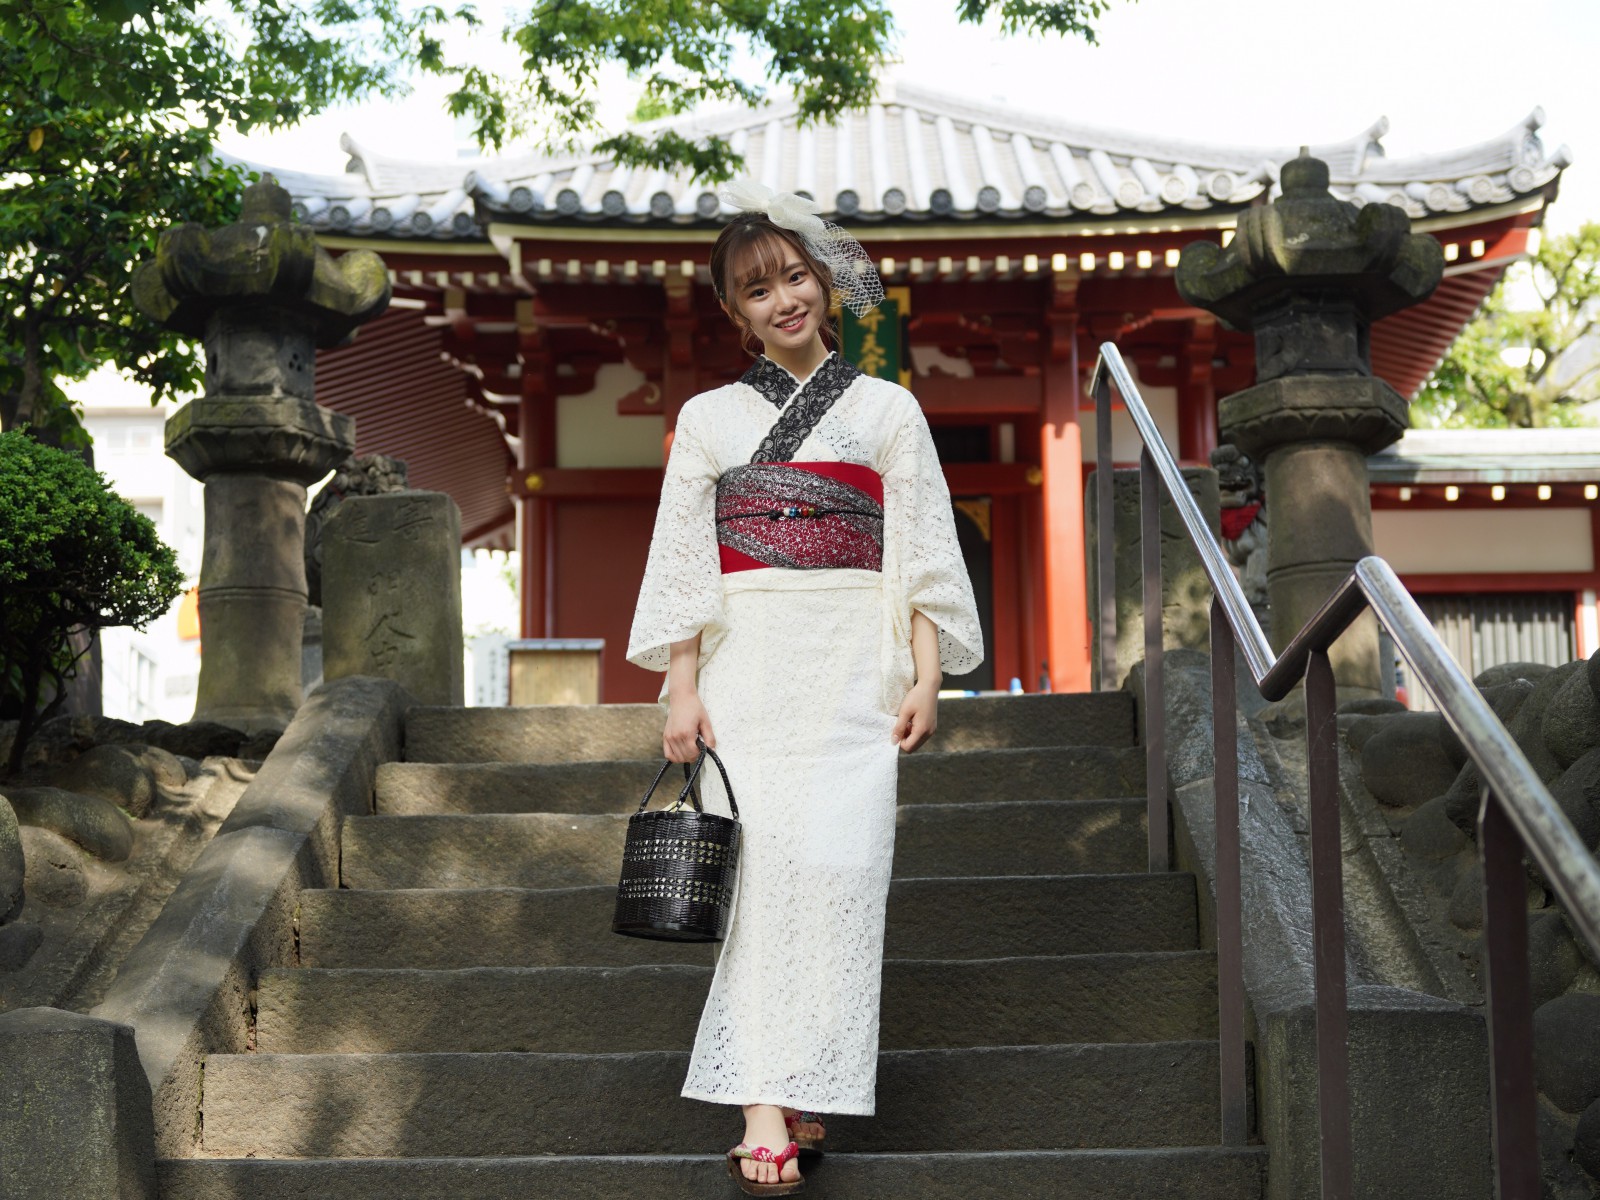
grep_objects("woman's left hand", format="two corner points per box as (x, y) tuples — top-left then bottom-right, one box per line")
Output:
(893, 679), (939, 753)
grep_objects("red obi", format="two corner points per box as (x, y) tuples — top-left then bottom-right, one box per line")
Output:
(716, 461), (884, 574)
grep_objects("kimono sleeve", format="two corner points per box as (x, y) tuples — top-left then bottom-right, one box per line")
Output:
(881, 390), (984, 678)
(626, 400), (724, 671)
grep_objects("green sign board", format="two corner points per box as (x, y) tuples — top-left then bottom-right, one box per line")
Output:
(840, 288), (908, 385)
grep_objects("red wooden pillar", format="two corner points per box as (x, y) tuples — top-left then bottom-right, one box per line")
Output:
(1177, 316), (1219, 464)
(1041, 271), (1090, 692)
(517, 309), (557, 638)
(662, 268), (699, 446)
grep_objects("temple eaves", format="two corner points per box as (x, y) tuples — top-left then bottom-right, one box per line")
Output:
(251, 80), (1571, 242)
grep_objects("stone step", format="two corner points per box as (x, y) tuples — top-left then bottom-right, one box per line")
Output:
(159, 1146), (1268, 1200)
(255, 952), (1218, 1054)
(403, 692), (1137, 764)
(376, 743), (1145, 816)
(298, 873), (1199, 969)
(339, 799), (1149, 890)
(199, 1042), (1233, 1158)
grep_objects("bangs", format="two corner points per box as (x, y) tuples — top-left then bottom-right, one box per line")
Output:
(727, 229), (805, 292)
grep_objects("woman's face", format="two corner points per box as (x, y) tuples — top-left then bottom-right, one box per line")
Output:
(726, 236), (827, 356)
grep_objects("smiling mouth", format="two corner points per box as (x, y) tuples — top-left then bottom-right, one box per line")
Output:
(775, 311), (807, 333)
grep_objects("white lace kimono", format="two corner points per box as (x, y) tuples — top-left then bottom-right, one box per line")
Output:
(626, 351), (982, 1115)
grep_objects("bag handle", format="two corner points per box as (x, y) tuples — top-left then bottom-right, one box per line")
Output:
(636, 735), (739, 820)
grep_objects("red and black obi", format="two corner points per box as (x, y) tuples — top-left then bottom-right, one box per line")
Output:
(715, 461), (884, 574)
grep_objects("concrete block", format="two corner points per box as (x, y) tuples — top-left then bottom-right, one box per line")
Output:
(0, 1007), (155, 1200)
(323, 493), (464, 705)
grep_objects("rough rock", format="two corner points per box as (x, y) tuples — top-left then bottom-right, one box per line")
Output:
(1474, 661), (1556, 689)
(1575, 1097), (1600, 1180)
(0, 795), (23, 923)
(21, 714), (146, 766)
(51, 744), (159, 818)
(1359, 711), (1459, 807)
(21, 826), (88, 908)
(1448, 862), (1486, 931)
(1529, 911), (1583, 1011)
(137, 746), (188, 790)
(147, 722), (247, 760)
(1438, 679), (1536, 770)
(1534, 993), (1600, 1113)
(1544, 663), (1600, 769)
(1399, 797), (1470, 862)
(238, 729), (284, 762)
(1445, 661), (1578, 833)
(0, 1007), (158, 1199)
(0, 920), (42, 970)
(1342, 714), (1389, 754)
(1548, 748), (1600, 850)
(1337, 697), (1407, 717)
(4, 787), (134, 862)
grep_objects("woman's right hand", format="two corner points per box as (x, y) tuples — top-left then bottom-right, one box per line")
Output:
(663, 691), (716, 762)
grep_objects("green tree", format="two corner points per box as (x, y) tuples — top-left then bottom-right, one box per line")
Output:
(0, 430), (185, 774)
(3, 0), (1119, 440)
(1416, 222), (1600, 428)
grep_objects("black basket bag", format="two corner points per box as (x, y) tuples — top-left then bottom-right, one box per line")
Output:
(612, 735), (741, 942)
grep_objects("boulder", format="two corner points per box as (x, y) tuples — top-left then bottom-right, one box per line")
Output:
(50, 745), (158, 819)
(239, 728), (284, 762)
(1535, 993), (1600, 1112)
(0, 920), (42, 971)
(21, 826), (88, 908)
(1528, 910), (1583, 1010)
(1359, 711), (1459, 807)
(1445, 661), (1578, 833)
(21, 714), (145, 766)
(3, 788), (134, 862)
(137, 745), (188, 790)
(1342, 714), (1388, 753)
(1575, 1097), (1600, 1181)
(1336, 697), (1407, 717)
(1475, 661), (1556, 689)
(1548, 748), (1600, 850)
(1437, 679), (1536, 770)
(1399, 796), (1470, 862)
(147, 721), (247, 760)
(1448, 862), (1486, 931)
(0, 796), (23, 924)
(1544, 664), (1600, 769)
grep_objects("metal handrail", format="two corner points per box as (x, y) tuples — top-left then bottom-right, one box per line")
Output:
(1089, 341), (1600, 1199)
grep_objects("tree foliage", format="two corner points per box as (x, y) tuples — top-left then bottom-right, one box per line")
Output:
(1416, 223), (1600, 428)
(2, 0), (1120, 440)
(0, 429), (184, 773)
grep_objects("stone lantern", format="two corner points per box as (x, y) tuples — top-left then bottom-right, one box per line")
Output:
(132, 176), (390, 731)
(1176, 152), (1443, 697)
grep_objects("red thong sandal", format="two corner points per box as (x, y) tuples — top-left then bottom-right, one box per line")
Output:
(784, 1111), (826, 1159)
(726, 1140), (804, 1196)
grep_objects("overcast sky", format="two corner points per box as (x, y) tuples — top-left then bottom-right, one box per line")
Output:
(221, 0), (1600, 231)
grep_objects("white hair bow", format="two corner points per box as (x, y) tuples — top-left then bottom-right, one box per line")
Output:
(713, 177), (885, 318)
(717, 179), (827, 237)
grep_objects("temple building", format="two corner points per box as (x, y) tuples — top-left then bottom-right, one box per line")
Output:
(263, 81), (1571, 702)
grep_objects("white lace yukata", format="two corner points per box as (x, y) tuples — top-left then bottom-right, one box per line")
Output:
(626, 350), (982, 1116)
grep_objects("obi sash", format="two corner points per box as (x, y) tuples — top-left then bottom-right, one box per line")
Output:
(716, 461), (884, 573)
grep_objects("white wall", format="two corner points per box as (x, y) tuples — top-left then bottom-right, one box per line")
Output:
(1078, 382), (1181, 465)
(557, 362), (666, 468)
(1373, 508), (1594, 575)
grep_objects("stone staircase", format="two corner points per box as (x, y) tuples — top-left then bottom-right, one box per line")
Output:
(158, 694), (1266, 1198)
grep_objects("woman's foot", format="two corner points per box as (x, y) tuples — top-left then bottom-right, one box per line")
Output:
(782, 1107), (825, 1152)
(737, 1104), (802, 1187)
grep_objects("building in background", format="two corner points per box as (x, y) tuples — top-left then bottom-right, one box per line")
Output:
(262, 80), (1569, 701)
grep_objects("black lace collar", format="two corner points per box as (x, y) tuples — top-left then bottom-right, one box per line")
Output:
(739, 352), (854, 409)
(749, 353), (864, 464)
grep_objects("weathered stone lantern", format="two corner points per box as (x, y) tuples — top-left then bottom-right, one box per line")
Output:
(1176, 152), (1443, 697)
(133, 176), (390, 731)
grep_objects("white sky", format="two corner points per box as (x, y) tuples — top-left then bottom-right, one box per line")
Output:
(219, 0), (1600, 232)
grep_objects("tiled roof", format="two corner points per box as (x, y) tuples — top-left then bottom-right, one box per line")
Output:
(264, 80), (1570, 241)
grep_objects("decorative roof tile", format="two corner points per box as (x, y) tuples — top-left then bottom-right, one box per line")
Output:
(260, 81), (1570, 241)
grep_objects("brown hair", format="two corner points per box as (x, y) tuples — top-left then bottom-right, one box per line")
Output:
(709, 212), (837, 356)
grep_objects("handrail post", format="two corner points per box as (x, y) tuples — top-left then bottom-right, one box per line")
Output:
(1210, 597), (1248, 1144)
(1480, 786), (1540, 1200)
(1140, 449), (1169, 872)
(1306, 650), (1353, 1199)
(1095, 370), (1116, 691)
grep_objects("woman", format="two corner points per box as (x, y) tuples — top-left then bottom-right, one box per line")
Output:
(627, 182), (982, 1196)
